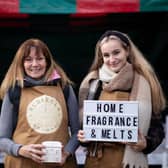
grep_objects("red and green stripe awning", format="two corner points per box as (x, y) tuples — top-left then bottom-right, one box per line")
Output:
(0, 0), (168, 14)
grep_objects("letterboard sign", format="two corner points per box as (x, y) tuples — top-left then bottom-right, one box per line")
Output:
(83, 100), (139, 142)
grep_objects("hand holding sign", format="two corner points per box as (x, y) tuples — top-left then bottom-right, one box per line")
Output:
(124, 130), (147, 152)
(77, 130), (89, 143)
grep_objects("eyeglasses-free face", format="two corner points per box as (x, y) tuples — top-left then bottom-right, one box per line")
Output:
(23, 46), (47, 79)
(101, 38), (128, 73)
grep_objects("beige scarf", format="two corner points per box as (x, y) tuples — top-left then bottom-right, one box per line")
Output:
(79, 63), (152, 168)
(99, 64), (117, 82)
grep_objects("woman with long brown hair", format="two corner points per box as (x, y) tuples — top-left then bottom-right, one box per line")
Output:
(78, 30), (166, 168)
(0, 38), (79, 168)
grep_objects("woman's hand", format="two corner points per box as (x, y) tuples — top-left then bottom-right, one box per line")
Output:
(77, 130), (89, 143)
(47, 145), (70, 167)
(125, 130), (147, 152)
(18, 144), (45, 163)
(54, 150), (70, 167)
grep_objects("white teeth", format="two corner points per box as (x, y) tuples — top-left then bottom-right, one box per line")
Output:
(30, 69), (40, 71)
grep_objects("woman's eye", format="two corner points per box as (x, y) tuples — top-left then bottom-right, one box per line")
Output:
(37, 57), (43, 60)
(37, 56), (45, 61)
(113, 50), (120, 55)
(103, 53), (110, 57)
(24, 57), (32, 62)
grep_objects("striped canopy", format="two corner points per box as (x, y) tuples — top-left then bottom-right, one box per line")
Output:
(0, 0), (168, 14)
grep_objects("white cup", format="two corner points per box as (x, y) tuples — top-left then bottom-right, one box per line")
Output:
(42, 141), (62, 163)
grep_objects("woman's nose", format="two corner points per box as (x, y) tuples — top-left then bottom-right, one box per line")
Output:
(32, 59), (38, 66)
(108, 55), (114, 63)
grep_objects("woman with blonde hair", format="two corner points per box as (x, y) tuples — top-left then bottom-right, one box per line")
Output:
(78, 30), (166, 168)
(0, 38), (79, 168)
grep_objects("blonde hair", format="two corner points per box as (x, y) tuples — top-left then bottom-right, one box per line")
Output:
(0, 38), (72, 99)
(89, 31), (166, 114)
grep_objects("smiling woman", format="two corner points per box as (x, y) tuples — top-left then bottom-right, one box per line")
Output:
(23, 46), (47, 80)
(0, 38), (80, 168)
(0, 12), (167, 168)
(77, 30), (166, 168)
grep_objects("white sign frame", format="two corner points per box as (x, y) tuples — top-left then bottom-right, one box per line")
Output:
(83, 100), (139, 142)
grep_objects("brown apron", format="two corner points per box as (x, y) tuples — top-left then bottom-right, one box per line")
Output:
(85, 90), (129, 168)
(5, 85), (77, 168)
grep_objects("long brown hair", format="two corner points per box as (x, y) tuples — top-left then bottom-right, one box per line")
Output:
(0, 38), (72, 99)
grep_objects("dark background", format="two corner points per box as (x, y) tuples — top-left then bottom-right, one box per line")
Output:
(0, 11), (167, 168)
(0, 12), (168, 118)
